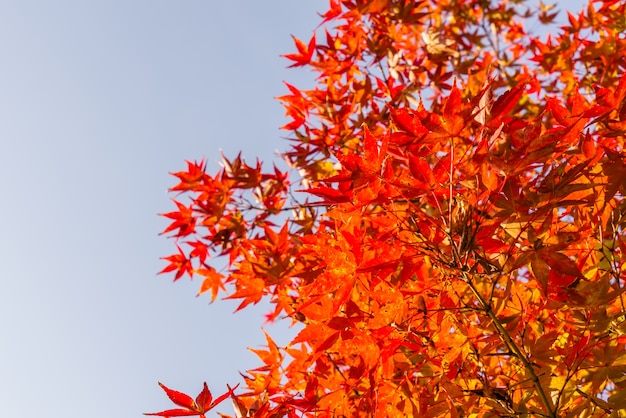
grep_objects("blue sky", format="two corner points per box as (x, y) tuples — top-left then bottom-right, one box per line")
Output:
(0, 1), (587, 417)
(0, 1), (319, 417)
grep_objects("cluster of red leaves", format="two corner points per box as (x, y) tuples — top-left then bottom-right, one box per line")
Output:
(154, 1), (626, 417)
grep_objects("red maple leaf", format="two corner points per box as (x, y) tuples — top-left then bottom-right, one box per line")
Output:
(145, 382), (238, 418)
(282, 34), (316, 67)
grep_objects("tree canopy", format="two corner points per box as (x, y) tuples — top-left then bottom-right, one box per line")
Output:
(150, 0), (626, 416)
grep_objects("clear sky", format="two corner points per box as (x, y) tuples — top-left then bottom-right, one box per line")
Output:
(0, 1), (587, 417)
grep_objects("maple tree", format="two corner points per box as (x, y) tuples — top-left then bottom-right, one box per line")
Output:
(151, 0), (626, 416)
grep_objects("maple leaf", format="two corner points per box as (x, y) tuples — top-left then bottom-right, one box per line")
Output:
(282, 34), (316, 68)
(170, 160), (207, 192)
(145, 382), (238, 418)
(195, 266), (226, 301)
(319, 0), (341, 25)
(277, 83), (310, 130)
(159, 245), (193, 281)
(161, 200), (196, 237)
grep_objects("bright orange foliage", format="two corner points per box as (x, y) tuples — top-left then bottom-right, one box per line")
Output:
(152, 1), (626, 416)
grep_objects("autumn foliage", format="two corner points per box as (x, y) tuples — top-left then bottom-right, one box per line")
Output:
(151, 0), (626, 416)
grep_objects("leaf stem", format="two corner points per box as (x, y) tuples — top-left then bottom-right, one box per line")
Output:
(462, 271), (556, 418)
